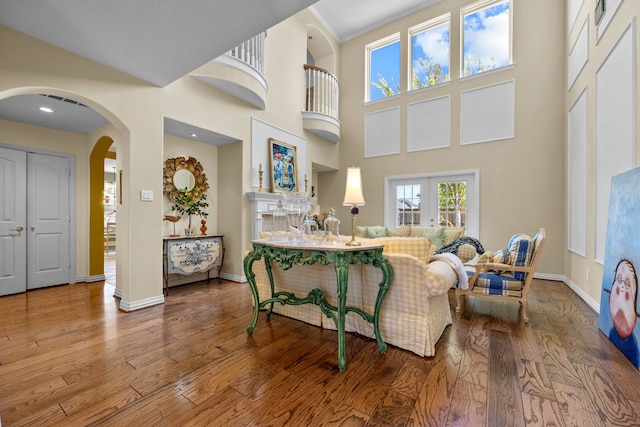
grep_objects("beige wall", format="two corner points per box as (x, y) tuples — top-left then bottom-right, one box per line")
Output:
(564, 1), (640, 308)
(162, 135), (219, 236)
(0, 9), (341, 308)
(322, 0), (566, 275)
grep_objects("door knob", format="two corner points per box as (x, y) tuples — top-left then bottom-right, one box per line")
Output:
(31, 226), (36, 231)
(14, 226), (24, 232)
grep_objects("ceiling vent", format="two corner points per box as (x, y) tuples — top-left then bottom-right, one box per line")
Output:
(39, 94), (89, 108)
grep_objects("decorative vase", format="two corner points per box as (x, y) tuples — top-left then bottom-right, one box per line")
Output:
(185, 228), (195, 236)
(324, 208), (340, 243)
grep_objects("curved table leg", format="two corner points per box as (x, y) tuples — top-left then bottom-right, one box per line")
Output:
(334, 252), (349, 372)
(372, 254), (393, 354)
(243, 247), (262, 335)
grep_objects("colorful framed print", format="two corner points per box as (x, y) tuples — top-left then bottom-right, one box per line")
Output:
(269, 138), (298, 193)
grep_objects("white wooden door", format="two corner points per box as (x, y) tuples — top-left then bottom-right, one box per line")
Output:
(0, 148), (27, 295)
(27, 153), (70, 289)
(428, 173), (478, 238)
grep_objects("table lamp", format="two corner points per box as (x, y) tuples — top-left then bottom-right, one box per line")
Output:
(343, 166), (365, 246)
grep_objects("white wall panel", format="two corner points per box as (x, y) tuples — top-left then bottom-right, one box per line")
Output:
(460, 80), (514, 145)
(595, 19), (636, 263)
(365, 107), (400, 157)
(568, 20), (588, 90)
(407, 96), (450, 152)
(568, 89), (588, 256)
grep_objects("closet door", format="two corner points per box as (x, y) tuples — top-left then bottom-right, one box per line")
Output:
(27, 153), (70, 289)
(0, 147), (27, 296)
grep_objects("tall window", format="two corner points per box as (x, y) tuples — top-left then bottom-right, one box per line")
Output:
(462, 0), (511, 77)
(409, 15), (450, 90)
(366, 34), (401, 102)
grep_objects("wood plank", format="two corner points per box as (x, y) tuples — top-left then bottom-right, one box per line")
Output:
(487, 329), (524, 426)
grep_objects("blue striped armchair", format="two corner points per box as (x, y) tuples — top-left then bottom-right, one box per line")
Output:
(455, 228), (546, 322)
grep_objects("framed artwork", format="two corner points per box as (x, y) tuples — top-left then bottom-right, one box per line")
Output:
(598, 167), (640, 370)
(269, 138), (298, 193)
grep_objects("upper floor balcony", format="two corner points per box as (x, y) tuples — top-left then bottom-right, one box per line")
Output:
(190, 32), (268, 109)
(302, 65), (340, 143)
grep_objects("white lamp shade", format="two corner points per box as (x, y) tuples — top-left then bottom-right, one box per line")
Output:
(343, 167), (365, 206)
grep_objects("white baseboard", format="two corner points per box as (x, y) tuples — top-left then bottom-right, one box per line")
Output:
(118, 295), (164, 312)
(220, 272), (246, 283)
(535, 272), (600, 314)
(81, 274), (105, 283)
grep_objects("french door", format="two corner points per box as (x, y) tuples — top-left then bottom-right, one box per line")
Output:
(385, 171), (478, 238)
(0, 147), (71, 295)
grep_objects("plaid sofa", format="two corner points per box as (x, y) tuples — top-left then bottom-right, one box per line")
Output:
(249, 236), (457, 357)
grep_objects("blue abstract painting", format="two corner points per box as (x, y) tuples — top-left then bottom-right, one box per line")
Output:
(598, 167), (640, 369)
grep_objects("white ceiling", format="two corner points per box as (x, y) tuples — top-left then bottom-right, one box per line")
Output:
(0, 0), (441, 139)
(311, 0), (441, 42)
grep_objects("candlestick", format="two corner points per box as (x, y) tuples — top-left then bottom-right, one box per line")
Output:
(258, 169), (264, 192)
(304, 174), (309, 193)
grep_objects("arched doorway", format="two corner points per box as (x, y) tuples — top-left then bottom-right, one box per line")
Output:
(90, 136), (116, 277)
(0, 87), (129, 293)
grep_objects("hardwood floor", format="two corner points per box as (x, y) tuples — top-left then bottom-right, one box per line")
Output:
(2, 271), (640, 426)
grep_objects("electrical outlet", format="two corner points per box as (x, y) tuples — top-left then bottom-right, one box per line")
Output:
(586, 270), (590, 280)
(140, 190), (153, 201)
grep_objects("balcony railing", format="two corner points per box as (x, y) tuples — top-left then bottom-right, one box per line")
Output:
(304, 65), (339, 119)
(227, 32), (266, 75)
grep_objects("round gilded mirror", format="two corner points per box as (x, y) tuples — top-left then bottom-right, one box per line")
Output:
(163, 156), (209, 201)
(173, 169), (195, 192)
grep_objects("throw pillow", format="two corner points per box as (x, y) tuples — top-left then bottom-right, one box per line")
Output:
(489, 248), (511, 274)
(508, 233), (534, 280)
(443, 227), (465, 246)
(365, 226), (388, 238)
(422, 227), (445, 250)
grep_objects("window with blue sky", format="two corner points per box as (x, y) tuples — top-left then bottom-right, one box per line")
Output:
(366, 0), (510, 101)
(410, 15), (450, 90)
(367, 34), (400, 101)
(462, 0), (511, 76)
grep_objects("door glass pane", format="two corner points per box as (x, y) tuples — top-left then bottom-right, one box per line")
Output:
(438, 181), (466, 227)
(396, 184), (421, 226)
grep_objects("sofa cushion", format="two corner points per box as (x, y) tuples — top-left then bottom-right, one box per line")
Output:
(365, 226), (388, 238)
(374, 236), (433, 262)
(464, 265), (523, 297)
(422, 227), (445, 250)
(388, 225), (411, 237)
(442, 227), (465, 246)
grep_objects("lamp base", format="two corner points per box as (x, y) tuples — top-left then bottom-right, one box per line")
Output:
(345, 213), (361, 246)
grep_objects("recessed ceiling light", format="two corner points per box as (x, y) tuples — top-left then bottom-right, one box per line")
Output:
(39, 106), (54, 113)
(190, 133), (198, 138)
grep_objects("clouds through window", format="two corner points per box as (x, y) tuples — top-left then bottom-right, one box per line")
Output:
(463, 0), (510, 76)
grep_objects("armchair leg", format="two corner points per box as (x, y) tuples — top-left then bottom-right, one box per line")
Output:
(521, 299), (529, 323)
(455, 291), (463, 313)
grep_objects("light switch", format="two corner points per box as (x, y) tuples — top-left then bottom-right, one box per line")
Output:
(140, 190), (153, 201)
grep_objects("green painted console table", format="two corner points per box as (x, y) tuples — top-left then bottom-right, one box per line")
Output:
(243, 239), (393, 371)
